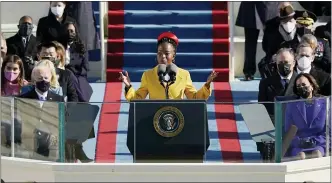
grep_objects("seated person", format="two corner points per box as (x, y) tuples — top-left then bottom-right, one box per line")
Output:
(1, 33), (7, 66)
(1, 55), (29, 96)
(296, 12), (331, 73)
(6, 16), (38, 80)
(53, 41), (66, 70)
(295, 43), (331, 96)
(59, 22), (93, 102)
(31, 60), (63, 96)
(20, 65), (64, 157)
(258, 48), (297, 121)
(284, 73), (327, 160)
(37, 42), (78, 102)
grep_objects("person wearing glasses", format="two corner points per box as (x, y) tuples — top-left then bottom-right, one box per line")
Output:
(6, 16), (38, 81)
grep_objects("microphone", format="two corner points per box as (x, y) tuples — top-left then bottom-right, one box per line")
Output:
(157, 64), (167, 82)
(166, 63), (178, 82)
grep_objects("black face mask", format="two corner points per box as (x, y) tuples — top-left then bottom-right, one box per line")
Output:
(36, 80), (50, 93)
(297, 86), (311, 98)
(277, 63), (292, 77)
(297, 27), (312, 37)
(18, 23), (33, 37)
(67, 32), (76, 42)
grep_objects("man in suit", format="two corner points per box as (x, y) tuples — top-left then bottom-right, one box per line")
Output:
(236, 2), (280, 80)
(6, 16), (38, 81)
(37, 42), (78, 102)
(295, 42), (331, 96)
(20, 65), (64, 158)
(258, 48), (297, 120)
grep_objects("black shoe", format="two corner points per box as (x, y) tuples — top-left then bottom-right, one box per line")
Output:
(244, 75), (254, 81)
(75, 144), (93, 163)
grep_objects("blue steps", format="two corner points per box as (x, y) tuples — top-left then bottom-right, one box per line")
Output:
(108, 24), (228, 39)
(108, 39), (228, 53)
(108, 10), (227, 25)
(107, 1), (229, 82)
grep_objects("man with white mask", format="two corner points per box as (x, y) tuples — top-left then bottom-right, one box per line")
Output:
(36, 1), (77, 43)
(263, 3), (301, 63)
(296, 43), (331, 96)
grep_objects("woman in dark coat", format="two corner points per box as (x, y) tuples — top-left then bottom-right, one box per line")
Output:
(65, 1), (100, 51)
(36, 1), (77, 43)
(59, 22), (93, 102)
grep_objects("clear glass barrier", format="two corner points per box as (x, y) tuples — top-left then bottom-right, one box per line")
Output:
(133, 100), (207, 163)
(12, 98), (64, 162)
(5, 97), (330, 164)
(64, 101), (129, 163)
(1, 97), (14, 157)
(274, 96), (331, 163)
(208, 101), (276, 163)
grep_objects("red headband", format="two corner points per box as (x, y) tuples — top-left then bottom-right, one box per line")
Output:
(157, 32), (179, 46)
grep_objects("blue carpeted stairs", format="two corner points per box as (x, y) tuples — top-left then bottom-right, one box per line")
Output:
(106, 1), (229, 82)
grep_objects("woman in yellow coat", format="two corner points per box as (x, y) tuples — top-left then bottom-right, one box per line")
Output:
(119, 32), (218, 101)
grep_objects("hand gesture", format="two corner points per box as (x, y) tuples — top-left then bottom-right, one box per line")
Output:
(206, 71), (218, 84)
(119, 71), (131, 87)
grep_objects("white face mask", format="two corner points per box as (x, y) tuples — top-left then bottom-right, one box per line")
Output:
(297, 56), (312, 70)
(51, 6), (65, 17)
(282, 21), (296, 33)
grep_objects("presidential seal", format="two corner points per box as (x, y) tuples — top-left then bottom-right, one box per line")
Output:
(153, 106), (184, 138)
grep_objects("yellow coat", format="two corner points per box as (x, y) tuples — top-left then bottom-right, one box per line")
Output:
(125, 66), (211, 101)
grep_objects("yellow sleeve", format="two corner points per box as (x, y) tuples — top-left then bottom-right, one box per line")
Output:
(125, 72), (149, 101)
(184, 71), (211, 100)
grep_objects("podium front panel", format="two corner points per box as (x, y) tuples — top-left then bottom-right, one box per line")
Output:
(127, 100), (209, 163)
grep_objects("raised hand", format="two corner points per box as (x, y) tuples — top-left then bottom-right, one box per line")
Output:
(206, 71), (218, 84)
(118, 71), (131, 87)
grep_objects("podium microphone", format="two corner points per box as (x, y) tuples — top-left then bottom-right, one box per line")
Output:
(166, 63), (178, 82)
(157, 64), (167, 83)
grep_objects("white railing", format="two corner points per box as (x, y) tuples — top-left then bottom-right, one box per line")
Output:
(228, 2), (235, 82)
(1, 156), (330, 182)
(100, 2), (107, 82)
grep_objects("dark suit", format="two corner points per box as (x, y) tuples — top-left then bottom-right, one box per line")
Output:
(258, 72), (297, 119)
(57, 68), (79, 102)
(36, 13), (77, 43)
(65, 50), (93, 102)
(313, 38), (331, 73)
(308, 67), (331, 96)
(236, 2), (280, 76)
(6, 34), (38, 80)
(19, 89), (64, 157)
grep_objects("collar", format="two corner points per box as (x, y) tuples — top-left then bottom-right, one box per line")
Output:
(297, 66), (311, 74)
(35, 88), (48, 99)
(280, 72), (293, 80)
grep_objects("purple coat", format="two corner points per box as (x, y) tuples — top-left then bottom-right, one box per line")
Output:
(284, 97), (328, 157)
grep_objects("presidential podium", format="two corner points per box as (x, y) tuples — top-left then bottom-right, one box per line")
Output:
(127, 100), (210, 163)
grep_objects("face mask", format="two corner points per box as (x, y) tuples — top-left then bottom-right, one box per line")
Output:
(18, 24), (33, 37)
(67, 32), (76, 42)
(51, 6), (65, 17)
(297, 27), (312, 37)
(277, 63), (292, 77)
(297, 56), (312, 70)
(297, 86), (311, 98)
(282, 21), (296, 33)
(35, 80), (50, 93)
(4, 71), (19, 82)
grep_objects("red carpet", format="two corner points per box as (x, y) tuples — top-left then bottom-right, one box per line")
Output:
(212, 2), (242, 162)
(95, 2), (124, 163)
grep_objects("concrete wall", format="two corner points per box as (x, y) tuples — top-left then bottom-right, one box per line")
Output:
(1, 156), (330, 182)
